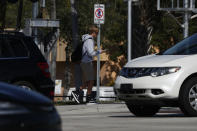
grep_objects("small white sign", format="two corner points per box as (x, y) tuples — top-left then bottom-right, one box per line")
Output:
(55, 80), (62, 95)
(94, 4), (105, 24)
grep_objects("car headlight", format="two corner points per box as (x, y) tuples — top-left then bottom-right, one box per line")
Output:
(150, 67), (181, 77)
(119, 67), (181, 78)
(0, 101), (30, 115)
(119, 68), (128, 77)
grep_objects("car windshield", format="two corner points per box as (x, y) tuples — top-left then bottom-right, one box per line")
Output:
(159, 33), (197, 55)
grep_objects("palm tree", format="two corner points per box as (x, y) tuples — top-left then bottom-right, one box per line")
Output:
(132, 0), (160, 58)
(63, 0), (79, 99)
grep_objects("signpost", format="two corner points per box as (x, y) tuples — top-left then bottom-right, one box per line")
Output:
(94, 4), (105, 102)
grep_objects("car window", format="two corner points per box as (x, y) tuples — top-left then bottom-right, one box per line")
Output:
(6, 38), (28, 57)
(160, 33), (197, 55)
(0, 38), (15, 58)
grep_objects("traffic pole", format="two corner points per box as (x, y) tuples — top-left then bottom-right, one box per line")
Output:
(96, 24), (101, 102)
(94, 3), (104, 102)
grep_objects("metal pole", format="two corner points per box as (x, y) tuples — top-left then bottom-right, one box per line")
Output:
(190, 0), (195, 9)
(183, 0), (189, 38)
(41, 0), (46, 7)
(40, 0), (46, 55)
(193, 0), (196, 8)
(128, 0), (132, 61)
(157, 0), (160, 10)
(96, 24), (101, 102)
(177, 0), (180, 8)
(32, 1), (39, 45)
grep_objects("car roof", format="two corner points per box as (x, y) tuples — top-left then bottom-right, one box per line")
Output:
(0, 31), (26, 37)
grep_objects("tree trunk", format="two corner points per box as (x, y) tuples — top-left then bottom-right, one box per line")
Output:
(139, 0), (155, 54)
(70, 0), (78, 49)
(132, 0), (156, 58)
(16, 0), (23, 31)
(63, 0), (79, 100)
(50, 0), (57, 83)
(64, 44), (72, 100)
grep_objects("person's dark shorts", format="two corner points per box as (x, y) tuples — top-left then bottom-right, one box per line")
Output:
(80, 62), (95, 82)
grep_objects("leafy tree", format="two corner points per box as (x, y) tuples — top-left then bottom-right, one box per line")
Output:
(0, 0), (33, 29)
(0, 0), (7, 29)
(56, 0), (128, 61)
(2, 0), (197, 60)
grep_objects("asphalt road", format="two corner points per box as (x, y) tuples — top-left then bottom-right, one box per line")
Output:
(56, 103), (197, 131)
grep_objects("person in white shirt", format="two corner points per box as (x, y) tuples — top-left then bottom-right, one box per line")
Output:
(80, 25), (105, 103)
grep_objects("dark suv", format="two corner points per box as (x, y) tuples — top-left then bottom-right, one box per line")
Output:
(0, 31), (54, 99)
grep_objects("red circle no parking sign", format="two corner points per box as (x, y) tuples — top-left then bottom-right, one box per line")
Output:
(94, 4), (105, 24)
(95, 8), (103, 19)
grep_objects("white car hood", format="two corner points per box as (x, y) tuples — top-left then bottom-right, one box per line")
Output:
(125, 54), (189, 67)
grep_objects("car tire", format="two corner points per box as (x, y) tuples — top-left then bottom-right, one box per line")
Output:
(13, 81), (35, 91)
(126, 103), (160, 117)
(179, 77), (197, 117)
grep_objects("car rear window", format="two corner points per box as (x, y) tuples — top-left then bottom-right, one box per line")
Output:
(0, 38), (15, 57)
(0, 37), (28, 58)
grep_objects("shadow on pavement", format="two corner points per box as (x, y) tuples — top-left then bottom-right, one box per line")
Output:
(109, 113), (187, 118)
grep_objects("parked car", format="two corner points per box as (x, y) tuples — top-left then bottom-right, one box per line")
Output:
(114, 33), (197, 117)
(0, 31), (54, 99)
(0, 82), (61, 131)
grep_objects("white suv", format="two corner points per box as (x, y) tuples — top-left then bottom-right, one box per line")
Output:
(114, 33), (197, 117)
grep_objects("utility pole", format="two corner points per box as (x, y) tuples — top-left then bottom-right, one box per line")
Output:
(32, 1), (39, 45)
(50, 0), (57, 82)
(41, 0), (45, 8)
(125, 0), (139, 61)
(128, 0), (132, 61)
(183, 0), (189, 38)
(39, 0), (46, 55)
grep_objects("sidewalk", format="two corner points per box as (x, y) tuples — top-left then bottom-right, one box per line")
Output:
(56, 103), (182, 116)
(56, 103), (129, 115)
